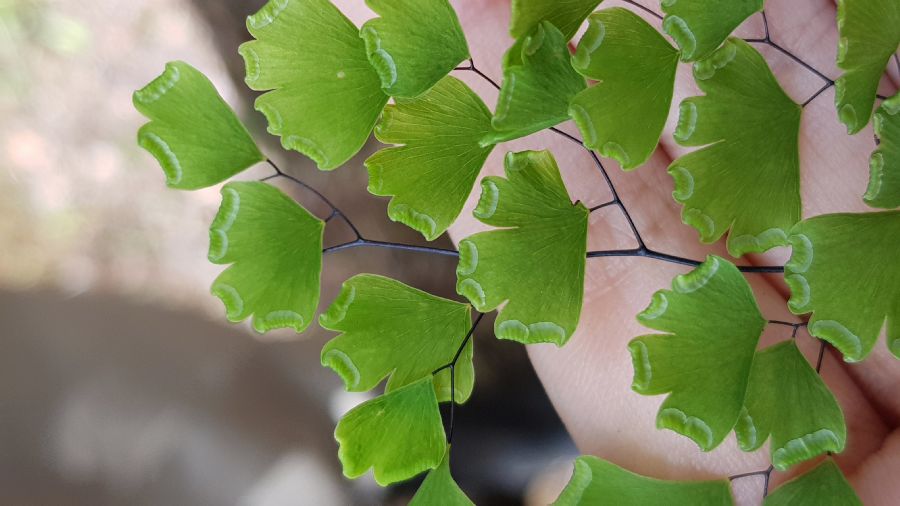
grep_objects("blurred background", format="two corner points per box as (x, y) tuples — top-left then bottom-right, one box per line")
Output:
(0, 0), (578, 504)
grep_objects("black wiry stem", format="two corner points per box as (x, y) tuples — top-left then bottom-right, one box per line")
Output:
(432, 312), (485, 444)
(586, 247), (784, 273)
(815, 339), (828, 372)
(322, 238), (459, 257)
(264, 160), (460, 258)
(621, 0), (663, 21)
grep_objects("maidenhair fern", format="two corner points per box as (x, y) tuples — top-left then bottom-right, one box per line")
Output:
(135, 0), (898, 503)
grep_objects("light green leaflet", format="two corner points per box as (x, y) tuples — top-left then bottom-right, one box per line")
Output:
(208, 181), (324, 334)
(764, 460), (862, 506)
(239, 0), (388, 170)
(629, 256), (765, 451)
(785, 211), (900, 362)
(456, 150), (588, 346)
(834, 0), (900, 134)
(319, 274), (474, 403)
(134, 61), (264, 190)
(865, 93), (900, 208)
(482, 22), (586, 145)
(553, 456), (733, 505)
(569, 8), (679, 169)
(361, 0), (469, 98)
(735, 341), (846, 471)
(670, 38), (802, 257)
(661, 0), (763, 62)
(366, 76), (494, 240)
(509, 0), (603, 41)
(409, 446), (474, 506)
(335, 376), (446, 486)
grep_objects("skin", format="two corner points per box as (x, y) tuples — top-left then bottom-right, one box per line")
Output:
(333, 0), (900, 503)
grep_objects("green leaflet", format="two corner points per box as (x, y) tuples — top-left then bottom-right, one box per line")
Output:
(661, 0), (763, 62)
(361, 0), (469, 98)
(865, 93), (900, 208)
(834, 0), (900, 134)
(319, 274), (474, 403)
(509, 0), (603, 41)
(629, 256), (765, 451)
(785, 211), (900, 362)
(456, 150), (588, 346)
(669, 38), (802, 257)
(209, 182), (324, 334)
(239, 0), (388, 170)
(335, 376), (446, 486)
(409, 446), (474, 506)
(134, 61), (264, 190)
(366, 76), (494, 241)
(569, 8), (679, 169)
(764, 460), (862, 506)
(553, 456), (733, 506)
(735, 341), (846, 471)
(483, 22), (586, 145)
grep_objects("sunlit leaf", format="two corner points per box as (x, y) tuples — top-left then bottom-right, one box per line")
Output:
(834, 0), (900, 134)
(409, 446), (474, 506)
(482, 21), (586, 145)
(335, 376), (446, 486)
(629, 255), (765, 451)
(865, 92), (900, 208)
(239, 0), (388, 170)
(553, 455), (734, 505)
(319, 274), (474, 403)
(456, 150), (588, 346)
(134, 61), (264, 190)
(509, 0), (602, 41)
(735, 340), (846, 470)
(569, 8), (679, 169)
(764, 459), (862, 506)
(669, 38), (801, 257)
(661, 0), (763, 62)
(366, 76), (494, 240)
(360, 0), (468, 98)
(208, 181), (324, 334)
(785, 211), (900, 362)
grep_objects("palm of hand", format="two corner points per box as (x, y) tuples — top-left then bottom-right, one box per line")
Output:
(440, 1), (900, 504)
(336, 0), (899, 503)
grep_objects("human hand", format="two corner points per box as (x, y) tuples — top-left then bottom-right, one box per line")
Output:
(433, 1), (899, 504)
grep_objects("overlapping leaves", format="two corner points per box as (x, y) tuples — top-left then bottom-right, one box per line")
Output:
(134, 61), (264, 190)
(569, 8), (679, 169)
(365, 76), (494, 240)
(629, 256), (764, 451)
(239, 0), (388, 169)
(509, 0), (602, 41)
(834, 0), (900, 134)
(483, 21), (586, 145)
(553, 456), (734, 505)
(361, 0), (469, 98)
(662, 0), (763, 62)
(736, 340), (846, 470)
(785, 211), (900, 361)
(632, 255), (848, 467)
(335, 376), (446, 486)
(319, 274), (474, 403)
(456, 150), (588, 346)
(669, 38), (802, 257)
(865, 93), (900, 208)
(208, 181), (324, 333)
